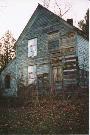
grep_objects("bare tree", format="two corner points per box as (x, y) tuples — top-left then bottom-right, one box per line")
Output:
(40, 0), (51, 8)
(54, 0), (72, 17)
(39, 0), (72, 17)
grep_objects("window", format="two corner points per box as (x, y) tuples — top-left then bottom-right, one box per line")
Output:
(28, 38), (37, 57)
(48, 32), (59, 52)
(48, 40), (59, 51)
(5, 75), (10, 88)
(62, 32), (75, 46)
(28, 66), (36, 84)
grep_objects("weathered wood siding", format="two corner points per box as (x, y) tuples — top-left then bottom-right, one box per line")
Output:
(16, 5), (74, 91)
(0, 59), (17, 96)
(0, 5), (89, 96)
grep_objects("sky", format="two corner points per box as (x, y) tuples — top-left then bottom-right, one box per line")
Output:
(0, 0), (89, 40)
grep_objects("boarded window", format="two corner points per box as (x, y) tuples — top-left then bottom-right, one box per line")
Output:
(5, 75), (10, 88)
(28, 38), (37, 57)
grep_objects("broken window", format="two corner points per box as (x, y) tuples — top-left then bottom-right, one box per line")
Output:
(48, 32), (60, 52)
(5, 75), (10, 88)
(28, 38), (37, 57)
(28, 66), (36, 84)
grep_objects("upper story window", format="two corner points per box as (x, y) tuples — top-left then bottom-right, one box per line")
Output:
(48, 32), (60, 52)
(28, 38), (37, 57)
(48, 40), (59, 51)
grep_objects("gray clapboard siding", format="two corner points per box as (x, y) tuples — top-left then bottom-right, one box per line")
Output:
(76, 35), (89, 71)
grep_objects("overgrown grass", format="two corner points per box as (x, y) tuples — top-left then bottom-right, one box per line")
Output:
(0, 93), (89, 134)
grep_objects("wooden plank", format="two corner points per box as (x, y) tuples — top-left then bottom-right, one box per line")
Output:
(63, 69), (77, 72)
(63, 74), (77, 79)
(64, 66), (77, 70)
(63, 70), (77, 75)
(65, 55), (76, 58)
(64, 79), (77, 85)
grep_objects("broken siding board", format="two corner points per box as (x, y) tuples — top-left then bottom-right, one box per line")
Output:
(65, 59), (77, 62)
(48, 31), (59, 40)
(63, 71), (77, 76)
(61, 47), (76, 56)
(64, 69), (77, 73)
(64, 55), (76, 59)
(63, 74), (77, 79)
(64, 66), (77, 70)
(65, 61), (76, 65)
(64, 63), (77, 70)
(64, 79), (77, 85)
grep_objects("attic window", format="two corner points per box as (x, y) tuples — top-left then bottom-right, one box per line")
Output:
(28, 38), (37, 57)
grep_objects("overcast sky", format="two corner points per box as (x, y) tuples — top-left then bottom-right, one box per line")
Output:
(0, 0), (89, 39)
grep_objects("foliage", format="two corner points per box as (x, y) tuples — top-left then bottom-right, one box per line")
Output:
(78, 9), (89, 39)
(0, 30), (16, 72)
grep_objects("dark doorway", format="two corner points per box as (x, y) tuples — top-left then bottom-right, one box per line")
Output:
(5, 75), (10, 88)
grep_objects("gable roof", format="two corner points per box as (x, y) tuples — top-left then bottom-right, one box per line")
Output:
(15, 4), (88, 46)
(39, 4), (88, 39)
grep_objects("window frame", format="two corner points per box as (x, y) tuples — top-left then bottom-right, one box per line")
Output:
(28, 38), (37, 58)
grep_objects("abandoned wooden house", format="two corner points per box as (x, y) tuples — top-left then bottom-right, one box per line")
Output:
(0, 4), (89, 96)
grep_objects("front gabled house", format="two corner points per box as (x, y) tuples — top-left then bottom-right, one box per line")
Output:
(0, 4), (89, 96)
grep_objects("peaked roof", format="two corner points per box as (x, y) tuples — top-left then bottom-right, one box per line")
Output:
(16, 4), (88, 45)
